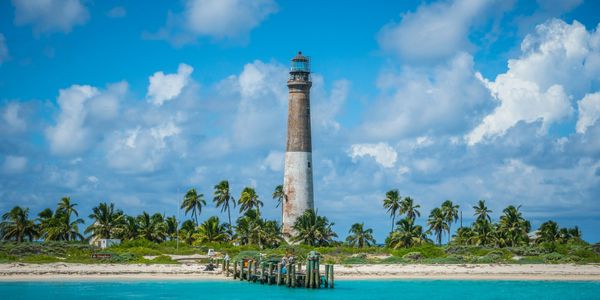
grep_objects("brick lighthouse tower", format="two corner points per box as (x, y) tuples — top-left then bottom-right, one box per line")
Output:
(282, 51), (314, 240)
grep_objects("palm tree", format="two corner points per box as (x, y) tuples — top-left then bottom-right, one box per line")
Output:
(235, 209), (263, 246)
(471, 220), (495, 246)
(194, 216), (229, 244)
(55, 197), (84, 241)
(383, 189), (401, 232)
(427, 207), (448, 245)
(473, 200), (492, 223)
(85, 202), (125, 240)
(181, 188), (206, 225)
(558, 227), (571, 244)
(569, 226), (582, 240)
(273, 184), (285, 213)
(538, 220), (559, 244)
(238, 187), (263, 215)
(37, 208), (56, 240)
(346, 223), (376, 248)
(400, 197), (421, 221)
(497, 205), (529, 247)
(387, 218), (429, 248)
(118, 215), (138, 241)
(179, 220), (196, 245)
(0, 206), (37, 242)
(261, 220), (284, 249)
(137, 212), (167, 242)
(213, 180), (236, 233)
(57, 197), (78, 222)
(441, 200), (459, 243)
(165, 216), (178, 240)
(292, 209), (337, 246)
(453, 226), (474, 245)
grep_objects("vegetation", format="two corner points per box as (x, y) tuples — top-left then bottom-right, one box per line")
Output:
(0, 186), (598, 265)
(346, 223), (376, 248)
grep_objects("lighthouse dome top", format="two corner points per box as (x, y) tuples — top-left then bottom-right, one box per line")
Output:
(290, 51), (310, 73)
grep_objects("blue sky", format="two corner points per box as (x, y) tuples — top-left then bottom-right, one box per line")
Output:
(1, 0), (600, 243)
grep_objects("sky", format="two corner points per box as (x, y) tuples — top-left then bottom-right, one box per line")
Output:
(1, 0), (600, 243)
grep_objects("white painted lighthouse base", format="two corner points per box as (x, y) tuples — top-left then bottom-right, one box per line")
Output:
(282, 151), (314, 241)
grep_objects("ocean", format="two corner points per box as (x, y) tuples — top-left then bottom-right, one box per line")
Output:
(1, 279), (599, 299)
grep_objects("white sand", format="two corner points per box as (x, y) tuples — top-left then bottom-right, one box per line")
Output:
(0, 263), (599, 281)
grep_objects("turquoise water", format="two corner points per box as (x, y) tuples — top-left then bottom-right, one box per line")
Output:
(1, 280), (599, 300)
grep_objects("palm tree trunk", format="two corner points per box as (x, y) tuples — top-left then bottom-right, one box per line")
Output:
(391, 214), (396, 233)
(227, 206), (232, 233)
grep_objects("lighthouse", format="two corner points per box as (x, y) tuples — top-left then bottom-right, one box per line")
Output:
(282, 51), (314, 240)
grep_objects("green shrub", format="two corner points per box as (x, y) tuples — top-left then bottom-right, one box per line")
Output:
(402, 252), (422, 261)
(149, 255), (178, 264)
(381, 256), (405, 264)
(507, 246), (543, 256)
(341, 256), (369, 264)
(391, 244), (445, 258)
(543, 252), (565, 264)
(21, 255), (61, 263)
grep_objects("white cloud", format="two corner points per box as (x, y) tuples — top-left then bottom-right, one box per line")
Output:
(261, 151), (284, 172)
(467, 77), (571, 144)
(467, 19), (600, 144)
(576, 92), (600, 134)
(11, 0), (89, 34)
(185, 0), (277, 39)
(377, 0), (492, 62)
(147, 63), (193, 106)
(46, 82), (127, 155)
(150, 0), (277, 45)
(107, 6), (126, 18)
(313, 79), (350, 133)
(2, 155), (27, 174)
(0, 33), (8, 64)
(106, 122), (181, 173)
(361, 52), (490, 140)
(225, 60), (287, 148)
(348, 143), (397, 168)
(2, 102), (26, 132)
(46, 85), (98, 155)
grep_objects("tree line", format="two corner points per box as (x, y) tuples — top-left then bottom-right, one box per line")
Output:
(0, 181), (343, 248)
(383, 189), (582, 248)
(0, 184), (584, 249)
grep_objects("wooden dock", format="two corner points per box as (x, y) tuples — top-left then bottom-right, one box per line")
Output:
(223, 251), (334, 289)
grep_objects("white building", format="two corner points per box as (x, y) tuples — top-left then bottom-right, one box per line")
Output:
(91, 238), (121, 249)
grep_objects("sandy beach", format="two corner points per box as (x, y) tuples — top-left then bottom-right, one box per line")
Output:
(1, 263), (599, 281)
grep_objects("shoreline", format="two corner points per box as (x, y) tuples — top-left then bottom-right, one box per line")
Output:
(1, 263), (599, 282)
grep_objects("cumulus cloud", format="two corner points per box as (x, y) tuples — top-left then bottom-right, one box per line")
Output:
(348, 143), (397, 168)
(222, 60), (287, 148)
(467, 19), (600, 144)
(147, 64), (193, 106)
(360, 52), (490, 140)
(2, 102), (26, 132)
(377, 0), (494, 62)
(11, 0), (89, 34)
(106, 122), (181, 173)
(185, 0), (277, 39)
(576, 92), (600, 134)
(46, 82), (127, 155)
(313, 79), (350, 133)
(261, 151), (284, 172)
(150, 0), (277, 45)
(2, 155), (27, 174)
(0, 33), (8, 64)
